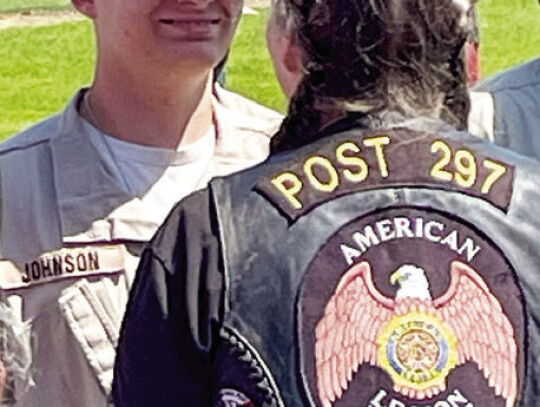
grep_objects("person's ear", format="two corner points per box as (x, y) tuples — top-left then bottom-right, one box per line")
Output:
(267, 21), (304, 98)
(465, 41), (481, 87)
(71, 0), (97, 19)
(282, 36), (304, 79)
(276, 35), (304, 98)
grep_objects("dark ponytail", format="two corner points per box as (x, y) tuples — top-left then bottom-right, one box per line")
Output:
(271, 0), (477, 153)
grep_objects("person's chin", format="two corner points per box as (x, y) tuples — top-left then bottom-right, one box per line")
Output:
(166, 47), (227, 71)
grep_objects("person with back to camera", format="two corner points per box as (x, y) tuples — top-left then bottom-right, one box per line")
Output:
(0, 0), (282, 405)
(114, 0), (540, 405)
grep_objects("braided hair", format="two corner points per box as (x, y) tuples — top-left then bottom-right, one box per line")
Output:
(271, 0), (478, 152)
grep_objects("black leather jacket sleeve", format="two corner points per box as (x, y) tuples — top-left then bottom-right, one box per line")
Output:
(112, 188), (224, 407)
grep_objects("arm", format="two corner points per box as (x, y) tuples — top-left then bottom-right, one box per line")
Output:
(113, 188), (224, 407)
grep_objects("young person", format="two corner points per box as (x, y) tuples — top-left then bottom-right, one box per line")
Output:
(0, 0), (281, 405)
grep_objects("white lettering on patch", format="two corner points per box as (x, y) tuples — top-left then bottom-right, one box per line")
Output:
(367, 388), (473, 407)
(341, 216), (482, 265)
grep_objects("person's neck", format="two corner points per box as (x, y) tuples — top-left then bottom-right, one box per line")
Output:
(84, 64), (215, 149)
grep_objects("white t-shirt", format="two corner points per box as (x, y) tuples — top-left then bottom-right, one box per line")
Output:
(97, 126), (216, 208)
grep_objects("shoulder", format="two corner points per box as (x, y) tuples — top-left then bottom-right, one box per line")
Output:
(469, 58), (540, 125)
(213, 85), (283, 139)
(0, 115), (63, 261)
(209, 86), (283, 173)
(150, 187), (218, 270)
(0, 91), (82, 158)
(0, 114), (61, 157)
(0, 96), (82, 261)
(474, 57), (540, 95)
(0, 113), (62, 201)
(469, 58), (540, 148)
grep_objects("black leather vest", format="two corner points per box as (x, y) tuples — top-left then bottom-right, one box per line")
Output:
(210, 125), (540, 407)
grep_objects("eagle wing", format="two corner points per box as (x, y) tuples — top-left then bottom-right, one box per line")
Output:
(314, 261), (394, 407)
(434, 260), (518, 407)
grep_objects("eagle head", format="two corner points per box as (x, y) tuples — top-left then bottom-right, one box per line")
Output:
(390, 264), (432, 301)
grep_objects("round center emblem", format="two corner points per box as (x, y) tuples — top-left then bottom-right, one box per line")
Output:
(378, 311), (458, 392)
(396, 329), (440, 372)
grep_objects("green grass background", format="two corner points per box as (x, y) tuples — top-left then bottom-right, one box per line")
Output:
(0, 0), (70, 12)
(1, 0), (540, 140)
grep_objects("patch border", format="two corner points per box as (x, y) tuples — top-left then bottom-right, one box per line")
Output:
(296, 205), (526, 407)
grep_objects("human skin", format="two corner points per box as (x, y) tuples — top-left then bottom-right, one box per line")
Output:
(71, 0), (244, 148)
(266, 3), (303, 98)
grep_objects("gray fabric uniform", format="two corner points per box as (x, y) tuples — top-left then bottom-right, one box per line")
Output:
(468, 57), (540, 159)
(0, 86), (282, 407)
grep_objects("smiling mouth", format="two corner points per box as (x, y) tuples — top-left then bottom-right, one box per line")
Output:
(159, 18), (221, 26)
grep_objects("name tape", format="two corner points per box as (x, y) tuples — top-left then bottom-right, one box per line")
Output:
(0, 244), (127, 290)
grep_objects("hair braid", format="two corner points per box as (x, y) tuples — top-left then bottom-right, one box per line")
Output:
(271, 0), (478, 153)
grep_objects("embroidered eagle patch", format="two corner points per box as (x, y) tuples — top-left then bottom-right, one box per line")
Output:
(315, 261), (517, 407)
(298, 207), (525, 407)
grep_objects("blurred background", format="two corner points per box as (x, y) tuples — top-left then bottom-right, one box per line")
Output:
(0, 0), (539, 141)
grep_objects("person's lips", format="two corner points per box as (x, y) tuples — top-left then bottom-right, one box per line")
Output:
(159, 17), (221, 29)
(159, 17), (221, 24)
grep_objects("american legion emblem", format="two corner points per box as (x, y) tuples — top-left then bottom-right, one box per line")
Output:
(298, 207), (525, 407)
(254, 129), (524, 406)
